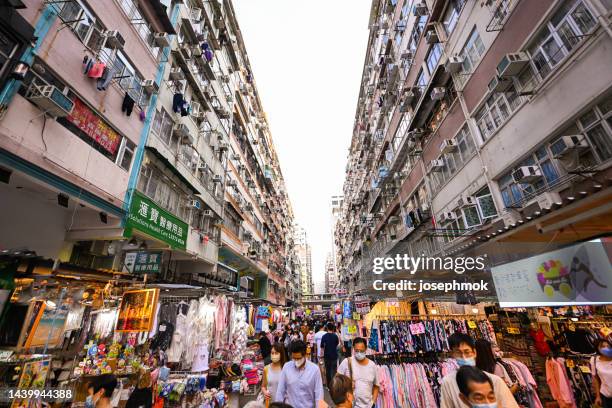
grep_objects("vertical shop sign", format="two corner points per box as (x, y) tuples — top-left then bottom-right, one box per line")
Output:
(124, 191), (188, 250)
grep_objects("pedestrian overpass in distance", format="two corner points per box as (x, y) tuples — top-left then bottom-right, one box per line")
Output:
(301, 293), (340, 307)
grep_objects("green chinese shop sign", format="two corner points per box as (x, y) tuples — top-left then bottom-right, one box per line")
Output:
(124, 191), (188, 250)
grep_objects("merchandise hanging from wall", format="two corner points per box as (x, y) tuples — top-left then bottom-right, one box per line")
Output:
(115, 288), (159, 332)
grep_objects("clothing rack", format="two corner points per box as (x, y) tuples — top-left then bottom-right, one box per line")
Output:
(373, 313), (487, 319)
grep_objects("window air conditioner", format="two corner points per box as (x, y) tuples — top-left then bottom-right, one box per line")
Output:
(153, 33), (171, 48)
(552, 135), (589, 158)
(26, 85), (74, 117)
(431, 87), (446, 100)
(414, 2), (428, 16)
(487, 75), (512, 93)
(231, 154), (240, 160)
(169, 68), (185, 81)
(104, 31), (125, 50)
(388, 215), (400, 225)
(496, 52), (530, 77)
(213, 175), (222, 183)
(227, 180), (238, 188)
(203, 210), (213, 217)
(191, 102), (204, 118)
(512, 165), (542, 184)
(439, 211), (457, 223)
(445, 56), (464, 73)
(191, 200), (202, 209)
(197, 164), (207, 172)
(425, 28), (439, 44)
(440, 138), (458, 154)
(427, 159), (444, 172)
(218, 141), (229, 151)
(192, 44), (202, 57)
(457, 195), (476, 207)
(191, 8), (202, 21)
(142, 79), (159, 94)
(401, 51), (413, 61)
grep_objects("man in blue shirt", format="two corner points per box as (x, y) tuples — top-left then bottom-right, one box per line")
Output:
(275, 340), (324, 408)
(320, 322), (340, 388)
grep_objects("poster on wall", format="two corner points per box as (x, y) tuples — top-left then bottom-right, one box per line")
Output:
(10, 359), (51, 408)
(492, 239), (612, 307)
(27, 303), (68, 348)
(115, 289), (159, 332)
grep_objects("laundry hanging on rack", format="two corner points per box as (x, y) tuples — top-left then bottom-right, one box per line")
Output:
(87, 60), (106, 79)
(373, 358), (458, 408)
(371, 318), (496, 354)
(122, 92), (135, 116)
(96, 65), (116, 91)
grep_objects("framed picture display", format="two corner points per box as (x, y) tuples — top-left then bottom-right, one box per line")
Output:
(115, 289), (159, 332)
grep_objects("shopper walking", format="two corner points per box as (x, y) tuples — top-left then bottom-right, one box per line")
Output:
(475, 339), (519, 395)
(86, 374), (118, 408)
(329, 374), (354, 408)
(262, 343), (286, 404)
(456, 366), (499, 407)
(321, 322), (340, 388)
(337, 337), (379, 408)
(259, 331), (273, 365)
(275, 340), (324, 408)
(314, 324), (326, 363)
(440, 333), (518, 408)
(592, 338), (612, 408)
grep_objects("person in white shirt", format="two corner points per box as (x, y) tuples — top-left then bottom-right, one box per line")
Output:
(592, 338), (612, 408)
(337, 337), (379, 408)
(314, 324), (326, 363)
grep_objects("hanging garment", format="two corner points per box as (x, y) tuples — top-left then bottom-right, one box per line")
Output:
(96, 65), (116, 91)
(122, 92), (135, 116)
(83, 56), (94, 75)
(87, 61), (106, 78)
(546, 358), (577, 408)
(172, 93), (184, 113)
(166, 306), (188, 363)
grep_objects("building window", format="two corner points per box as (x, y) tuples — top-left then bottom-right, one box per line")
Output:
(137, 164), (191, 221)
(442, 0), (466, 35)
(498, 146), (561, 208)
(527, 0), (596, 82)
(152, 108), (180, 154)
(475, 87), (523, 141)
(18, 61), (135, 170)
(426, 43), (443, 74)
(430, 124), (476, 191)
(416, 69), (428, 88)
(460, 28), (485, 73)
(0, 31), (19, 80)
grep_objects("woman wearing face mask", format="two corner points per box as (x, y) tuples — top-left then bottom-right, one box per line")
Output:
(456, 366), (498, 408)
(592, 339), (612, 407)
(262, 343), (287, 405)
(329, 374), (355, 408)
(85, 374), (117, 408)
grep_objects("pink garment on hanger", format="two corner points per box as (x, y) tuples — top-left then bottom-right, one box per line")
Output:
(545, 358), (576, 408)
(87, 62), (106, 78)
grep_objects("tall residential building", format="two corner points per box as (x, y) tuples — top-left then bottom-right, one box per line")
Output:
(0, 0), (296, 306)
(328, 195), (344, 294)
(336, 0), (612, 296)
(294, 224), (313, 296)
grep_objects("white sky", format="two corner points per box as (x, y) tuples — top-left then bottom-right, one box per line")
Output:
(233, 1), (372, 284)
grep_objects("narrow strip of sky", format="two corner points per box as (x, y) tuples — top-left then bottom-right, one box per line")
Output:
(233, 0), (371, 285)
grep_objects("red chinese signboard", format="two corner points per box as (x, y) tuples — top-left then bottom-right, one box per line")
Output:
(66, 98), (121, 155)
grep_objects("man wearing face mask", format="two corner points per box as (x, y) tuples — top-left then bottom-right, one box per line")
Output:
(275, 340), (324, 408)
(85, 374), (118, 408)
(440, 333), (518, 408)
(337, 337), (379, 408)
(456, 366), (499, 408)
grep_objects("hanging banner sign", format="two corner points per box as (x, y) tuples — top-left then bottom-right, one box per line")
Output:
(124, 191), (188, 250)
(67, 98), (122, 155)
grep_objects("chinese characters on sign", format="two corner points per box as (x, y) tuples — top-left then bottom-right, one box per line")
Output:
(66, 98), (122, 155)
(124, 251), (162, 274)
(124, 191), (188, 250)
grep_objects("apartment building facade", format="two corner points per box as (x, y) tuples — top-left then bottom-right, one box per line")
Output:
(327, 195), (344, 294)
(295, 224), (314, 296)
(0, 0), (297, 306)
(335, 0), (612, 296)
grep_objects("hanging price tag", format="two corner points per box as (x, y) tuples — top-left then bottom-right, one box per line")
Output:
(506, 327), (520, 335)
(579, 366), (591, 373)
(348, 325), (357, 334)
(467, 320), (477, 329)
(566, 359), (575, 368)
(353, 312), (361, 320)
